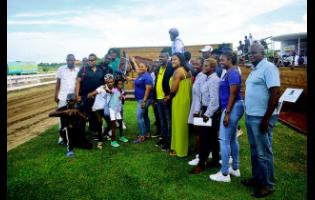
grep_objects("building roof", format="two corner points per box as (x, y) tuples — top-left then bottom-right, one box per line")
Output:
(271, 32), (307, 41)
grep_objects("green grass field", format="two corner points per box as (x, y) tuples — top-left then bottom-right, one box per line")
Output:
(7, 101), (307, 200)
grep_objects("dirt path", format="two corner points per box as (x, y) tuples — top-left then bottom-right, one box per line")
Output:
(7, 84), (59, 151)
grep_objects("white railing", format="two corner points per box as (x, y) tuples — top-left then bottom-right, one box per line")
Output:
(7, 73), (56, 91)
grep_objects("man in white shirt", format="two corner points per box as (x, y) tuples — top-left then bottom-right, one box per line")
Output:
(169, 28), (185, 55)
(54, 54), (80, 143)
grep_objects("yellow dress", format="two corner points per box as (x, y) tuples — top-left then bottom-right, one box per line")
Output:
(169, 73), (192, 157)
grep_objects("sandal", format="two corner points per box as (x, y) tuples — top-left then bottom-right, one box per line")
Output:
(169, 151), (177, 157)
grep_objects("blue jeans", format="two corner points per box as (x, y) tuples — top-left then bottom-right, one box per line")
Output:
(245, 114), (278, 190)
(219, 100), (244, 175)
(156, 99), (172, 142)
(136, 99), (152, 136)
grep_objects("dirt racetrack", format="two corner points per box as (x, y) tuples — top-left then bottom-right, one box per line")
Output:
(7, 84), (59, 151)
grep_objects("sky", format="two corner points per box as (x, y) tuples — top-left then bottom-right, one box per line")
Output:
(7, 0), (307, 63)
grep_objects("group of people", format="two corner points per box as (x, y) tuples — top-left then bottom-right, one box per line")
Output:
(52, 28), (281, 198)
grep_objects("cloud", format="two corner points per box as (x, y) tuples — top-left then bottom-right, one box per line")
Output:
(8, 0), (305, 62)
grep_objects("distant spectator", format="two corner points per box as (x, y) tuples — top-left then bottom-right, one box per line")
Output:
(169, 28), (185, 54)
(82, 57), (88, 68)
(237, 41), (245, 55)
(97, 54), (113, 75)
(249, 33), (253, 45)
(184, 51), (195, 74)
(108, 49), (120, 73)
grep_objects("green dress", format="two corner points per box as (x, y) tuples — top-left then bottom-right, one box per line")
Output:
(169, 74), (192, 157)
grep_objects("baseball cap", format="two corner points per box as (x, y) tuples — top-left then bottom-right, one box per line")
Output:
(200, 45), (213, 52)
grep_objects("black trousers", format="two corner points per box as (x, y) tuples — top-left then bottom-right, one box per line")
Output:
(198, 126), (220, 166)
(94, 110), (111, 141)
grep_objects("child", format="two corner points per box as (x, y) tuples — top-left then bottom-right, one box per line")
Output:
(108, 76), (129, 147)
(88, 74), (114, 149)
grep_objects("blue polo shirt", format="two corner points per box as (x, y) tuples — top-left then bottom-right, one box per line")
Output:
(134, 72), (153, 100)
(245, 58), (280, 116)
(219, 67), (242, 109)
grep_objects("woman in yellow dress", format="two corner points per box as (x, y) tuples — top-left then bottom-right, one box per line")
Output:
(164, 52), (192, 157)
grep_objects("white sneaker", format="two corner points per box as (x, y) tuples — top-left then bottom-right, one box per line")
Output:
(122, 122), (127, 130)
(237, 129), (243, 137)
(188, 157), (200, 166)
(209, 171), (231, 182)
(97, 142), (103, 150)
(229, 166), (240, 177)
(208, 152), (212, 158)
(219, 156), (233, 165)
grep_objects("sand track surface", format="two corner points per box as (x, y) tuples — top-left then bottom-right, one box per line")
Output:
(7, 84), (58, 151)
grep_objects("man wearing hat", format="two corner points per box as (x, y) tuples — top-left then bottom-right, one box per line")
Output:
(169, 28), (185, 55)
(200, 45), (213, 60)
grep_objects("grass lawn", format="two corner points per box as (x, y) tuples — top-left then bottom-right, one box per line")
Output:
(7, 101), (307, 200)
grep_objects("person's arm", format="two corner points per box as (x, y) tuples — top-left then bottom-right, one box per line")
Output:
(75, 77), (81, 102)
(141, 84), (152, 108)
(203, 78), (220, 121)
(223, 85), (239, 126)
(260, 87), (281, 133)
(164, 69), (181, 103)
(54, 78), (61, 103)
(130, 57), (139, 71)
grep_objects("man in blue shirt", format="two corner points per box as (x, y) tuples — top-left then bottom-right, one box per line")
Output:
(242, 43), (281, 198)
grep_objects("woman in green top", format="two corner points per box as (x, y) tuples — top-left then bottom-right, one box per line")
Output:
(164, 52), (192, 157)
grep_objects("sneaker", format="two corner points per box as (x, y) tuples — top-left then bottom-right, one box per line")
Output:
(66, 150), (74, 157)
(97, 142), (103, 149)
(209, 171), (231, 182)
(219, 156), (233, 165)
(161, 143), (170, 151)
(188, 157), (200, 166)
(111, 141), (120, 147)
(229, 166), (241, 177)
(237, 129), (243, 137)
(122, 122), (127, 130)
(208, 152), (212, 158)
(155, 138), (164, 147)
(119, 136), (128, 143)
(108, 130), (112, 136)
(57, 137), (64, 145)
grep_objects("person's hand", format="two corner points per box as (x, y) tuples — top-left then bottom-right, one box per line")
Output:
(163, 96), (170, 105)
(54, 96), (59, 103)
(260, 117), (269, 134)
(141, 100), (146, 109)
(202, 115), (209, 123)
(223, 113), (230, 127)
(87, 92), (94, 99)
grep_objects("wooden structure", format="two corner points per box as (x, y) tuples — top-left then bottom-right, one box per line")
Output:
(118, 43), (232, 61)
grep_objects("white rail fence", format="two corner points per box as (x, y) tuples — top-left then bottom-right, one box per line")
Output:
(7, 73), (56, 91)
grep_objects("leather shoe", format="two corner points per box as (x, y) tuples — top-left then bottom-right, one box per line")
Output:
(251, 187), (274, 198)
(241, 178), (260, 187)
(190, 165), (205, 174)
(205, 161), (220, 168)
